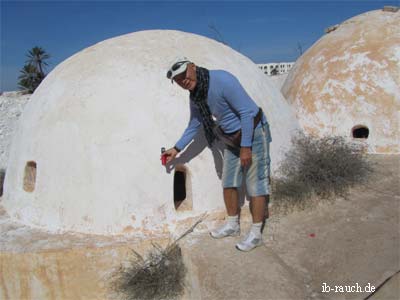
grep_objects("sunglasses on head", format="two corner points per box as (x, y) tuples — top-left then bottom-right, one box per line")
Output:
(166, 60), (190, 79)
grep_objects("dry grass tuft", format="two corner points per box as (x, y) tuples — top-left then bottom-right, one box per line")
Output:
(108, 216), (205, 300)
(271, 134), (373, 213)
(109, 243), (186, 300)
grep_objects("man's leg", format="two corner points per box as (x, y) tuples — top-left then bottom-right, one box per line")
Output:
(224, 187), (239, 216)
(236, 124), (270, 251)
(249, 195), (266, 223)
(210, 187), (240, 239)
(236, 196), (265, 251)
(210, 145), (242, 239)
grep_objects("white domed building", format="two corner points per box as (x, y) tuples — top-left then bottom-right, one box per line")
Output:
(282, 9), (400, 153)
(3, 30), (300, 235)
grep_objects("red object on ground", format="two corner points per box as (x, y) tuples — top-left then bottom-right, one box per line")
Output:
(309, 233), (316, 238)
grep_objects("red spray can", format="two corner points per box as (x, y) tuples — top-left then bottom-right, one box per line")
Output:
(161, 147), (167, 166)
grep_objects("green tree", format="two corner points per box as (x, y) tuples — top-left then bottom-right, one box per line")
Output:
(18, 63), (44, 93)
(18, 47), (50, 93)
(26, 46), (50, 77)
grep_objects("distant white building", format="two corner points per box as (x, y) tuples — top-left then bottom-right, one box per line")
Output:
(257, 62), (295, 75)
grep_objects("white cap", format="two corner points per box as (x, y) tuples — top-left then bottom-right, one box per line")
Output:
(166, 57), (191, 82)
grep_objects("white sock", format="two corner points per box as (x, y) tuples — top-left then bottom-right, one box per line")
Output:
(250, 222), (263, 237)
(227, 215), (239, 227)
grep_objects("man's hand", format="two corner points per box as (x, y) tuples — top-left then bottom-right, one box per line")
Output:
(163, 148), (179, 163)
(240, 147), (252, 167)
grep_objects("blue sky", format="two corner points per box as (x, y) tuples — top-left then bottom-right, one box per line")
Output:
(1, 0), (398, 91)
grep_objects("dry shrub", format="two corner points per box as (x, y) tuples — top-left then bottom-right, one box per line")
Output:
(109, 242), (186, 300)
(108, 217), (204, 300)
(271, 134), (373, 213)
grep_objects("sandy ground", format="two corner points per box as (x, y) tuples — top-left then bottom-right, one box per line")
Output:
(181, 154), (399, 300)
(264, 155), (399, 299)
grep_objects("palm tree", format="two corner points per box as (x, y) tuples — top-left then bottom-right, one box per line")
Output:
(18, 47), (50, 93)
(25, 46), (50, 77)
(18, 63), (44, 93)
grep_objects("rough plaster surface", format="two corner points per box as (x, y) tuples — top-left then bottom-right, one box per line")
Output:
(3, 30), (300, 235)
(0, 92), (31, 170)
(282, 9), (400, 153)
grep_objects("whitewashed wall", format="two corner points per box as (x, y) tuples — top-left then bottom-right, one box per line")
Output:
(3, 30), (300, 235)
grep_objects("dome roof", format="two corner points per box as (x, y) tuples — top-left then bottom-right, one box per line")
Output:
(282, 9), (400, 153)
(3, 30), (299, 235)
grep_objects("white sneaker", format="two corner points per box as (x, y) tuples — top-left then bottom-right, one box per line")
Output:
(235, 231), (263, 251)
(210, 222), (240, 239)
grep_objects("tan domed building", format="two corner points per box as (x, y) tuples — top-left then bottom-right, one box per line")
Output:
(282, 8), (400, 153)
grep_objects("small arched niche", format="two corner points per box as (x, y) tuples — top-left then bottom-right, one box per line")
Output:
(173, 165), (192, 212)
(352, 125), (369, 139)
(0, 169), (5, 197)
(23, 161), (37, 192)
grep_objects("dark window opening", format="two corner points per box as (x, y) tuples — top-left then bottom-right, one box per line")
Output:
(173, 165), (192, 212)
(352, 126), (369, 139)
(23, 161), (37, 192)
(174, 170), (186, 210)
(0, 169), (5, 197)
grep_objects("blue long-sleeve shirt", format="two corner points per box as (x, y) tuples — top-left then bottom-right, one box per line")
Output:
(175, 70), (267, 150)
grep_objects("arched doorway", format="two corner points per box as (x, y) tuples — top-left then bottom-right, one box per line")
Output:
(173, 165), (192, 211)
